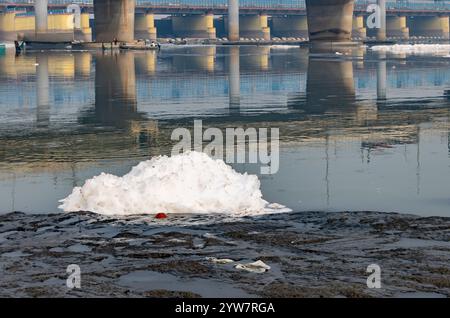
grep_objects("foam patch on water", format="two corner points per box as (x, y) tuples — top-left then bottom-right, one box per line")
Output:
(59, 152), (291, 216)
(371, 44), (450, 55)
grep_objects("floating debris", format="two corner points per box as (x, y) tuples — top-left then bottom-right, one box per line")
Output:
(235, 260), (271, 273)
(206, 257), (235, 265)
(155, 213), (168, 219)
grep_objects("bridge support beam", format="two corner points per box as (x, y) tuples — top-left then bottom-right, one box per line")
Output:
(35, 0), (48, 34)
(272, 15), (308, 39)
(228, 0), (239, 41)
(135, 13), (157, 40)
(386, 16), (409, 40)
(0, 12), (17, 41)
(172, 14), (216, 39)
(408, 16), (449, 39)
(376, 0), (387, 41)
(305, 0), (354, 42)
(75, 13), (92, 42)
(352, 16), (366, 40)
(238, 15), (270, 40)
(94, 0), (135, 43)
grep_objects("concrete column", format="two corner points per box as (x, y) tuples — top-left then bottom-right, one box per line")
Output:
(94, 0), (135, 43)
(0, 12), (17, 41)
(352, 16), (366, 40)
(239, 15), (270, 39)
(376, 0), (386, 41)
(305, 0), (354, 42)
(228, 46), (240, 112)
(135, 13), (157, 40)
(386, 16), (409, 40)
(35, 0), (48, 33)
(172, 14), (216, 39)
(75, 13), (92, 42)
(36, 54), (50, 127)
(260, 14), (271, 41)
(67, 4), (81, 29)
(272, 15), (308, 38)
(408, 16), (449, 39)
(205, 13), (216, 40)
(228, 0), (239, 41)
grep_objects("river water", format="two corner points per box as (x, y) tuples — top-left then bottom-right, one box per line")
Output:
(0, 45), (450, 216)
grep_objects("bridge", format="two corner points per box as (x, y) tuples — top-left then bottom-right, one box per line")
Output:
(1, 0), (450, 42)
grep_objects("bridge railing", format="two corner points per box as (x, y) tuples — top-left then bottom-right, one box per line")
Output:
(2, 0), (450, 11)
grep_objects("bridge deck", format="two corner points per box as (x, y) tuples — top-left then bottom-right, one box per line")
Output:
(2, 1), (450, 15)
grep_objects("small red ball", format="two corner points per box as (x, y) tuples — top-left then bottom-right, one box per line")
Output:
(155, 213), (168, 219)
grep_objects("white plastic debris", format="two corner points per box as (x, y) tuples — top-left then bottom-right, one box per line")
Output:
(235, 260), (271, 273)
(167, 238), (187, 243)
(206, 257), (235, 265)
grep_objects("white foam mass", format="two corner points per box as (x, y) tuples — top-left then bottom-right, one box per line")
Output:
(371, 44), (450, 55)
(59, 152), (291, 216)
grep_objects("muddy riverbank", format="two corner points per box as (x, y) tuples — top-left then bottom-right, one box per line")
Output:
(0, 211), (449, 298)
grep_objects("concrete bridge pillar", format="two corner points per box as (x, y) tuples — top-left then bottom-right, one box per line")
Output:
(0, 12), (17, 41)
(386, 16), (409, 40)
(74, 12), (92, 42)
(305, 0), (354, 42)
(352, 16), (366, 40)
(94, 0), (135, 43)
(376, 0), (387, 41)
(172, 14), (216, 39)
(239, 15), (270, 40)
(271, 15), (308, 39)
(35, 0), (48, 34)
(135, 13), (157, 40)
(228, 0), (239, 41)
(408, 16), (449, 39)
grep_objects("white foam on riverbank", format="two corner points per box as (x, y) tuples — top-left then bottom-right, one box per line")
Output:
(59, 152), (291, 216)
(371, 44), (450, 55)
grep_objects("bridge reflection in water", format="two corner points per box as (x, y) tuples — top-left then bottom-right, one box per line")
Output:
(1, 46), (450, 215)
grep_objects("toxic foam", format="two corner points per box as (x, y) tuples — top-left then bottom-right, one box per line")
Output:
(371, 44), (450, 55)
(59, 151), (291, 216)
